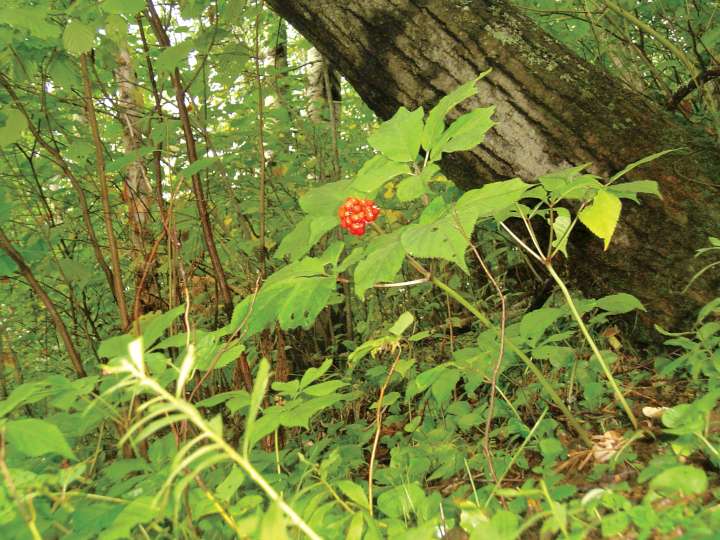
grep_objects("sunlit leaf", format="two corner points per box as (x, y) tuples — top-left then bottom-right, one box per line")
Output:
(578, 190), (622, 250)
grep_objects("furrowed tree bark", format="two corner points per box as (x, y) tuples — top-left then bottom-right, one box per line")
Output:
(266, 0), (720, 335)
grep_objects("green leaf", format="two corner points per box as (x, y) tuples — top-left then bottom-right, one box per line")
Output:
(367, 107), (424, 162)
(455, 178), (529, 222)
(610, 149), (678, 181)
(300, 358), (333, 389)
(469, 510), (519, 540)
(389, 311), (415, 336)
(551, 207), (572, 256)
(401, 179), (529, 272)
(422, 71), (489, 151)
(98, 334), (134, 359)
(351, 154), (411, 194)
(102, 496), (158, 540)
(608, 180), (661, 202)
(244, 358), (270, 456)
(156, 40), (194, 72)
(346, 512), (365, 540)
(0, 253), (18, 276)
(260, 501), (288, 540)
(377, 483), (425, 518)
(300, 179), (352, 216)
(58, 259), (92, 286)
(0, 7), (60, 39)
(274, 216), (337, 261)
(354, 233), (405, 298)
(648, 465), (707, 496)
(401, 197), (470, 271)
(142, 305), (186, 346)
(231, 257), (337, 336)
(431, 106), (495, 161)
(520, 308), (565, 346)
(63, 21), (95, 55)
(595, 293), (645, 314)
(662, 403), (705, 435)
(337, 481), (369, 510)
(578, 190), (622, 250)
(431, 368), (461, 405)
(0, 109), (28, 147)
(101, 0), (146, 15)
(302, 380), (347, 396)
(396, 163), (439, 202)
(179, 157), (219, 178)
(0, 381), (52, 417)
(5, 418), (76, 460)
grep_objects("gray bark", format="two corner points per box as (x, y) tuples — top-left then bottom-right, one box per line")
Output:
(266, 0), (720, 336)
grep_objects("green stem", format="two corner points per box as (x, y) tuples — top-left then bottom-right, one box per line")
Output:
(601, 0), (700, 79)
(139, 375), (322, 540)
(431, 276), (593, 447)
(485, 408), (548, 506)
(545, 263), (639, 429)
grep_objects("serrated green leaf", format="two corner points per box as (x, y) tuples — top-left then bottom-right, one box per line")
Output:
(354, 233), (405, 298)
(431, 106), (495, 161)
(337, 481), (369, 510)
(274, 215), (337, 260)
(396, 163), (439, 202)
(351, 154), (411, 194)
(346, 512), (365, 540)
(230, 257), (337, 336)
(63, 21), (95, 55)
(299, 180), (352, 216)
(578, 190), (622, 250)
(368, 107), (424, 162)
(648, 465), (707, 496)
(0, 253), (17, 276)
(401, 179), (529, 272)
(608, 180), (661, 202)
(422, 71), (490, 151)
(141, 304), (186, 346)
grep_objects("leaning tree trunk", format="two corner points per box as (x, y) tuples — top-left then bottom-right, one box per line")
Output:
(266, 0), (720, 336)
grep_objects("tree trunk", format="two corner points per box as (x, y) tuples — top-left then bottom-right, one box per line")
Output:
(266, 0), (720, 335)
(115, 45), (163, 319)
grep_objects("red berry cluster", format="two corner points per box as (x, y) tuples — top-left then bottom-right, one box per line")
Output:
(338, 197), (380, 236)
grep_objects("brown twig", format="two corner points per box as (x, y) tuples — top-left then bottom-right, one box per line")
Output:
(0, 229), (86, 378)
(80, 54), (130, 330)
(667, 66), (720, 109)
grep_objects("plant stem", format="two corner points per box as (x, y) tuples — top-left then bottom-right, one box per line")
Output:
(430, 275), (593, 447)
(545, 262), (639, 429)
(137, 373), (321, 540)
(368, 350), (401, 515)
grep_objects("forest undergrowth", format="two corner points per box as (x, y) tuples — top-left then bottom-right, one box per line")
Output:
(2, 1), (720, 539)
